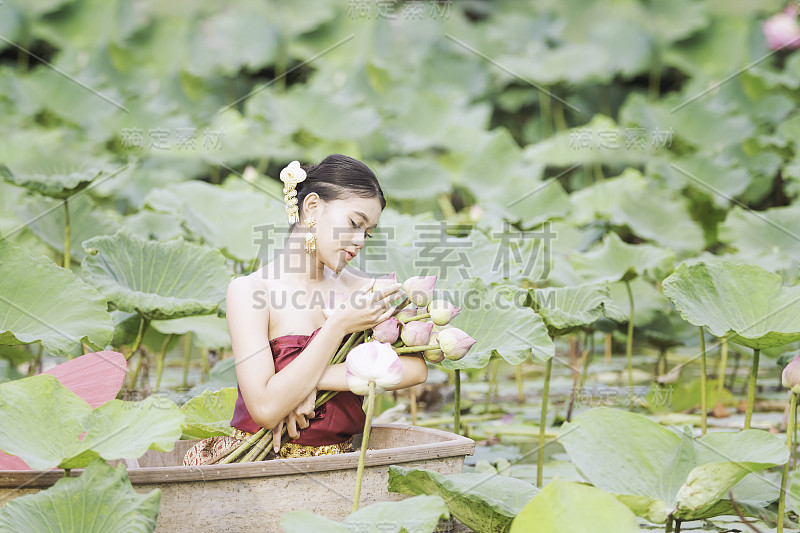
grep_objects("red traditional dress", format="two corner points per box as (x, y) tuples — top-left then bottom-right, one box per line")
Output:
(183, 327), (365, 465)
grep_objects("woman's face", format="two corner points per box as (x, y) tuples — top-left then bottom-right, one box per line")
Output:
(303, 195), (383, 274)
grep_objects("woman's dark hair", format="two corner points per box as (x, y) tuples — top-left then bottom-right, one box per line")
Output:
(292, 154), (386, 225)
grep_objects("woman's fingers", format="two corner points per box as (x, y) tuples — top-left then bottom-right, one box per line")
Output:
(297, 415), (309, 430)
(272, 419), (284, 453)
(287, 417), (299, 439)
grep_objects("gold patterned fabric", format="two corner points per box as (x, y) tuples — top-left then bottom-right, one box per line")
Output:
(182, 429), (355, 466)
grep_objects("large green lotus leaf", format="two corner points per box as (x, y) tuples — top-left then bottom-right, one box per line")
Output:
(0, 374), (92, 470)
(376, 156), (453, 200)
(0, 238), (113, 356)
(81, 230), (231, 320)
(569, 168), (646, 226)
(388, 465), (538, 533)
(122, 211), (186, 242)
(0, 164), (104, 199)
(719, 204), (800, 262)
(144, 179), (287, 262)
(662, 262), (800, 349)
(521, 115), (653, 168)
(526, 283), (607, 337)
(179, 387), (237, 439)
(61, 395), (185, 469)
(613, 184), (705, 254)
(652, 154), (752, 210)
(570, 232), (675, 284)
(559, 407), (685, 521)
(560, 407), (789, 523)
(443, 278), (554, 369)
(14, 193), (121, 263)
(151, 314), (231, 349)
(187, 357), (237, 396)
(281, 495), (449, 533)
(674, 430), (788, 519)
(0, 457), (161, 533)
(510, 480), (642, 533)
(789, 469), (800, 515)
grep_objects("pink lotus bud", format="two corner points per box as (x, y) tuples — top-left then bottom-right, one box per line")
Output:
(322, 291), (348, 319)
(402, 275), (437, 307)
(396, 305), (420, 322)
(345, 340), (404, 394)
(764, 6), (800, 50)
(400, 320), (433, 347)
(372, 272), (397, 293)
(427, 300), (461, 326)
(437, 327), (476, 361)
(372, 316), (401, 344)
(782, 355), (800, 394)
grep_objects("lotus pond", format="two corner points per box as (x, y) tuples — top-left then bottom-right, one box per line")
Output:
(3, 0), (800, 531)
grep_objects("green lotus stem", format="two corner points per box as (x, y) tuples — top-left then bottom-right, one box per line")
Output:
(129, 352), (146, 390)
(744, 349), (760, 429)
(216, 428), (267, 465)
(516, 363), (524, 404)
(399, 312), (430, 323)
(63, 468), (70, 478)
(698, 327), (707, 436)
(795, 403), (798, 472)
(127, 316), (147, 361)
(665, 516), (673, 533)
(393, 344), (439, 354)
(777, 391), (797, 533)
(625, 279), (635, 410)
(63, 198), (71, 270)
(485, 358), (499, 412)
(454, 369), (461, 434)
(716, 337), (728, 399)
(201, 348), (210, 381)
(537, 356), (553, 488)
(28, 344), (43, 377)
(539, 89), (552, 138)
(182, 332), (193, 389)
(154, 334), (173, 392)
(352, 380), (376, 513)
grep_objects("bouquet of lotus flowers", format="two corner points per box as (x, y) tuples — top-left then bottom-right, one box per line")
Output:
(211, 273), (475, 465)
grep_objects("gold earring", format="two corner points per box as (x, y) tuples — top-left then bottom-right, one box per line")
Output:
(304, 218), (316, 254)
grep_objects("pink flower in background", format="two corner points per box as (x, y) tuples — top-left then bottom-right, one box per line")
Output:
(764, 5), (800, 50)
(400, 320), (434, 347)
(372, 316), (401, 343)
(345, 341), (404, 394)
(782, 354), (800, 393)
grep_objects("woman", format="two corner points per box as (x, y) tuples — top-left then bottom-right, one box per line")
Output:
(183, 154), (428, 465)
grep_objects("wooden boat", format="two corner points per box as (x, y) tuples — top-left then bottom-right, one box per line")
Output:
(0, 424), (475, 532)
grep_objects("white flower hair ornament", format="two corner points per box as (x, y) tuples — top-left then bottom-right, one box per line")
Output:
(280, 160), (307, 224)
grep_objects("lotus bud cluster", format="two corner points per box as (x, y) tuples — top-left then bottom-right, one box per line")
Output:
(369, 273), (476, 364)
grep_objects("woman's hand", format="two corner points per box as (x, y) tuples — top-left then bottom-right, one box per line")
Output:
(329, 278), (404, 335)
(272, 387), (318, 453)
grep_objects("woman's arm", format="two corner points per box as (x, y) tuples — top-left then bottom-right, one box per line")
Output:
(228, 277), (347, 429)
(316, 353), (428, 392)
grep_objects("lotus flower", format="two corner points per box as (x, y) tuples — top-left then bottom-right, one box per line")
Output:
(400, 320), (434, 347)
(402, 275), (437, 307)
(372, 272), (397, 294)
(764, 5), (800, 50)
(427, 299), (461, 326)
(396, 305), (420, 322)
(372, 316), (401, 344)
(437, 327), (477, 361)
(345, 340), (404, 395)
(782, 355), (800, 393)
(322, 291), (348, 319)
